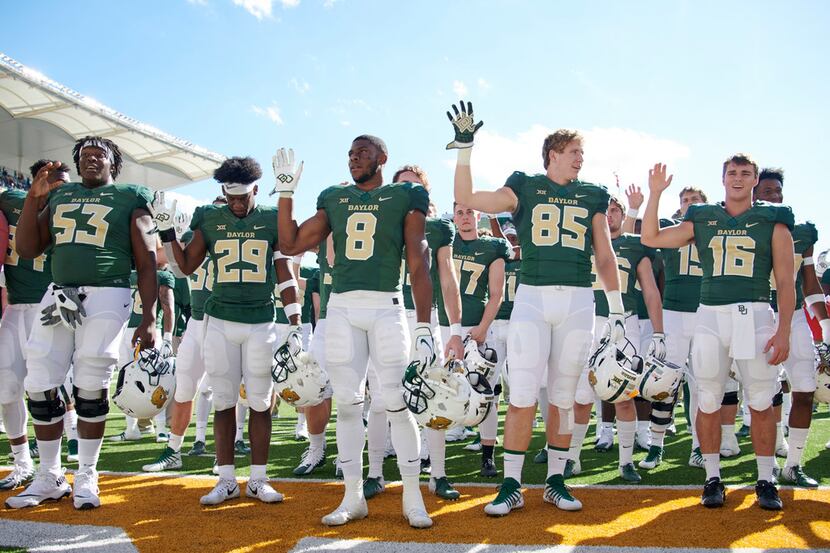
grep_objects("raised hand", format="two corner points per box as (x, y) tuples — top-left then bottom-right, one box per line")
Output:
(30, 162), (69, 199)
(445, 101), (484, 150)
(271, 147), (304, 197)
(625, 184), (644, 211)
(648, 163), (673, 195)
(148, 191), (178, 242)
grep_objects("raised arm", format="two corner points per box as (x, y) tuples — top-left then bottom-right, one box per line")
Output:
(621, 184), (643, 235)
(15, 164), (58, 258)
(641, 163), (695, 249)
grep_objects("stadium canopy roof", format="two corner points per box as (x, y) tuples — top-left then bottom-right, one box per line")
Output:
(0, 53), (224, 190)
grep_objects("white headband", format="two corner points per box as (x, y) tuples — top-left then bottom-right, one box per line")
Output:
(222, 182), (257, 194)
(79, 139), (114, 164)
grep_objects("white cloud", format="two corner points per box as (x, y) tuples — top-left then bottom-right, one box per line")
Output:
(451, 125), (691, 197)
(251, 103), (284, 125)
(477, 78), (491, 90)
(281, 0), (300, 6)
(290, 77), (310, 94)
(340, 120), (351, 127)
(233, 0), (273, 19)
(165, 191), (213, 219)
(452, 80), (468, 98)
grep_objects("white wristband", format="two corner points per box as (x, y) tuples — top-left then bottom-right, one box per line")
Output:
(606, 290), (624, 314)
(278, 191), (293, 198)
(805, 293), (824, 307)
(626, 207), (640, 219)
(274, 250), (291, 260)
(456, 148), (472, 166)
(803, 256), (814, 266)
(283, 303), (301, 318)
(450, 323), (463, 337)
(820, 319), (830, 344)
(163, 332), (173, 342)
(277, 279), (298, 292)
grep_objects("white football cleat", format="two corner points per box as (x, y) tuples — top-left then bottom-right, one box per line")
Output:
(444, 426), (465, 443)
(200, 478), (240, 506)
(246, 478), (283, 503)
(5, 469), (71, 509)
(719, 434), (741, 458)
(0, 462), (35, 491)
(321, 496), (368, 526)
(403, 496), (433, 528)
(72, 467), (100, 510)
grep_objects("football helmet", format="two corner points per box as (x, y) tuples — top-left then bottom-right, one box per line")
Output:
(638, 356), (683, 402)
(463, 336), (497, 381)
(272, 343), (329, 408)
(402, 361), (469, 430)
(588, 337), (644, 403)
(814, 343), (830, 403)
(113, 349), (176, 418)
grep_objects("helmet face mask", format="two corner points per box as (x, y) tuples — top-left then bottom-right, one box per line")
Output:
(638, 356), (683, 402)
(403, 361), (473, 430)
(814, 344), (830, 403)
(271, 343), (328, 408)
(588, 337), (644, 403)
(112, 348), (176, 419)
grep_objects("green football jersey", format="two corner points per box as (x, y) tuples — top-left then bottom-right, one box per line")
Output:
(451, 235), (511, 326)
(0, 189), (51, 304)
(303, 267), (320, 326)
(592, 234), (656, 317)
(317, 243), (333, 320)
(317, 182), (429, 294)
(403, 217), (455, 310)
(496, 259), (521, 320)
(128, 270), (176, 328)
(189, 256), (213, 321)
(299, 266), (317, 324)
(47, 183), (152, 288)
(822, 266), (830, 288)
(191, 204), (279, 324)
(660, 218), (703, 313)
(770, 221), (817, 312)
(504, 172), (609, 287)
(684, 202), (794, 306)
(173, 276), (191, 336)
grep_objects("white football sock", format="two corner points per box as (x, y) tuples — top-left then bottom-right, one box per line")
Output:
(77, 438), (102, 471)
(785, 427), (809, 468)
(366, 409), (387, 479)
(618, 419), (635, 465)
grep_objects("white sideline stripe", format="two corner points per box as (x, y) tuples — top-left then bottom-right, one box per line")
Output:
(0, 519), (138, 553)
(2, 465), (828, 491)
(288, 537), (830, 553)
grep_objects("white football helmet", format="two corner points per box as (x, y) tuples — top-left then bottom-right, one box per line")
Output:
(272, 343), (329, 408)
(463, 336), (497, 381)
(402, 361), (470, 430)
(814, 344), (830, 403)
(638, 356), (683, 402)
(588, 337), (644, 403)
(113, 349), (176, 418)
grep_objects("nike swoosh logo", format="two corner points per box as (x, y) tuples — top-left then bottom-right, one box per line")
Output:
(379, 196), (392, 202)
(474, 251), (484, 255)
(253, 225), (266, 230)
(575, 194), (588, 198)
(746, 222), (759, 228)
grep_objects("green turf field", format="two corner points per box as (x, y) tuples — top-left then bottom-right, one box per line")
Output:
(3, 395), (828, 487)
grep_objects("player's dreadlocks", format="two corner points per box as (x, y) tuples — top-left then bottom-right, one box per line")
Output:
(72, 135), (123, 179)
(213, 156), (262, 184)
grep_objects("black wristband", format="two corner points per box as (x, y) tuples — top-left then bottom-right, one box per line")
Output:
(159, 228), (177, 243)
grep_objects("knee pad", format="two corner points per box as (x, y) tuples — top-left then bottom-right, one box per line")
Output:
(26, 389), (66, 424)
(336, 400), (363, 422)
(771, 390), (783, 408)
(746, 383), (775, 412)
(73, 386), (109, 423)
(696, 382), (723, 415)
(721, 390), (739, 406)
(380, 387), (405, 413)
(650, 401), (673, 426)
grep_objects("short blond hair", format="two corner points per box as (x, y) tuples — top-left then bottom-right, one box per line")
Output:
(392, 164), (430, 192)
(542, 130), (582, 169)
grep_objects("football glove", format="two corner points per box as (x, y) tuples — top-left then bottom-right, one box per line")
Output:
(648, 332), (667, 361)
(148, 191), (178, 242)
(603, 313), (626, 345)
(40, 284), (86, 329)
(445, 101), (484, 150)
(173, 211), (191, 239)
(159, 337), (175, 359)
(270, 147), (304, 197)
(285, 324), (303, 356)
(412, 323), (437, 372)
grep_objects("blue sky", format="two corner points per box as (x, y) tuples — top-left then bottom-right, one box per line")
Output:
(5, 0), (830, 249)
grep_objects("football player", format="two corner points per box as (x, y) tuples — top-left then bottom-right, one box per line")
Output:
(8, 137), (158, 510)
(363, 165), (464, 501)
(155, 157), (299, 506)
(625, 186), (708, 469)
(572, 195), (664, 483)
(277, 137), (435, 528)
(0, 160), (66, 491)
(449, 102), (622, 515)
(753, 167), (827, 487)
(642, 156), (795, 510)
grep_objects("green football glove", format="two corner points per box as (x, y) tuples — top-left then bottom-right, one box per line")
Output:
(445, 101), (484, 150)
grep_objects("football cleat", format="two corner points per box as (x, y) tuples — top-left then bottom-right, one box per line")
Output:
(234, 440), (251, 455)
(5, 469), (71, 509)
(595, 426), (614, 452)
(564, 458), (581, 478)
(775, 436), (789, 458)
(200, 478), (240, 505)
(188, 440), (207, 456)
(420, 458), (432, 475)
(701, 477), (725, 508)
(543, 474), (582, 511)
(109, 430), (141, 442)
(272, 343), (329, 408)
(588, 336), (644, 403)
(619, 463), (642, 483)
(755, 480), (783, 510)
(321, 496), (369, 526)
(736, 424), (751, 438)
(112, 349), (176, 419)
(533, 448), (548, 464)
(294, 422), (309, 441)
(634, 430), (650, 452)
(211, 458), (219, 475)
(66, 439), (79, 463)
(246, 479), (283, 503)
(720, 433), (741, 458)
(403, 497), (433, 529)
(29, 439), (39, 459)
(639, 446), (663, 469)
(429, 476), (460, 500)
(293, 447), (326, 476)
(72, 467), (100, 510)
(464, 434), (482, 451)
(156, 432), (169, 443)
(480, 457), (498, 478)
(780, 465), (819, 488)
(0, 463), (35, 491)
(363, 476), (386, 499)
(689, 447), (705, 468)
(142, 447), (182, 472)
(484, 478), (524, 516)
(444, 425), (466, 442)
